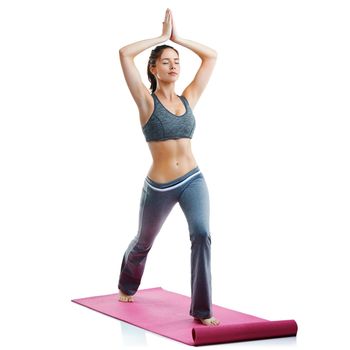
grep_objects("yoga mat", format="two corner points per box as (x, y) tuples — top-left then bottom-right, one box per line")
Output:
(72, 287), (297, 346)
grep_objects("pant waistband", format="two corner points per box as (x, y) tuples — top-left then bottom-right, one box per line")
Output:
(145, 166), (201, 191)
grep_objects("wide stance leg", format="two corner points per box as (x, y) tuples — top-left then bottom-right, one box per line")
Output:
(178, 174), (213, 319)
(118, 184), (177, 295)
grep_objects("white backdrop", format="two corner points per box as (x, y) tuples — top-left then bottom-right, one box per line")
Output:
(1, 0), (349, 349)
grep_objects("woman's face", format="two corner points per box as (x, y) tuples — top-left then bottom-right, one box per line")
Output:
(151, 48), (180, 83)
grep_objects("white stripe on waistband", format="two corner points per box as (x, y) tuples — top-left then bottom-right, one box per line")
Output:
(145, 170), (201, 192)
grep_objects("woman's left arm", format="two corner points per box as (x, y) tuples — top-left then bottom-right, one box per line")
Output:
(172, 37), (217, 59)
(169, 9), (217, 108)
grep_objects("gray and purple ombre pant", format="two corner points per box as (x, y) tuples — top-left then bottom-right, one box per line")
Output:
(117, 166), (213, 319)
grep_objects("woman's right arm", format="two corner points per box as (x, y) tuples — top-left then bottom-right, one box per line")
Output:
(119, 35), (167, 58)
(119, 36), (166, 109)
(118, 9), (172, 109)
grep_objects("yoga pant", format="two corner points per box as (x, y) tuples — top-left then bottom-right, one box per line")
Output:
(118, 166), (213, 319)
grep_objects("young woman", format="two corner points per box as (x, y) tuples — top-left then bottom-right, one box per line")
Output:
(117, 8), (219, 326)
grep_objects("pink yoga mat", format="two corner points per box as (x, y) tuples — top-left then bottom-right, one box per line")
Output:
(72, 287), (297, 346)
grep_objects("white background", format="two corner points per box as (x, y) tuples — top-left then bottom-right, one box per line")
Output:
(1, 0), (349, 349)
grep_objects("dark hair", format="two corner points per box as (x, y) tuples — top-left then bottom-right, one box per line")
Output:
(147, 45), (179, 94)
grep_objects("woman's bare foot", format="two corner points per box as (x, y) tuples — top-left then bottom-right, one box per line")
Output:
(118, 289), (134, 302)
(195, 316), (220, 326)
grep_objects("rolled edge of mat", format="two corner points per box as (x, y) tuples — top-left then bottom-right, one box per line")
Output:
(192, 319), (298, 346)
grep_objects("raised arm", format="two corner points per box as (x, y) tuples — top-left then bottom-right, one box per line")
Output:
(169, 9), (217, 109)
(119, 9), (172, 110)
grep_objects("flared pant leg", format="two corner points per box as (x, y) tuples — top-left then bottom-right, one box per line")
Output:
(178, 174), (213, 319)
(118, 183), (177, 296)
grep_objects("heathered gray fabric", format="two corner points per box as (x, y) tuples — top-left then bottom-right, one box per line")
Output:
(118, 166), (213, 318)
(142, 93), (196, 142)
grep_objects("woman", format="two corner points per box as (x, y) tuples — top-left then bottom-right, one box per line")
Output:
(117, 8), (219, 326)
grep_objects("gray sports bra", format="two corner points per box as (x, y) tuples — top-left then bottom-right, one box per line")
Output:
(142, 93), (196, 142)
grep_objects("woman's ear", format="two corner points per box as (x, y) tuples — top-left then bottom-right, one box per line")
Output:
(150, 66), (157, 76)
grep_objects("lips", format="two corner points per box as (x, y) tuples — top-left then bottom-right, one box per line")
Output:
(169, 72), (177, 76)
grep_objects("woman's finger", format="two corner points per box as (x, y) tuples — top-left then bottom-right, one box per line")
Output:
(164, 8), (170, 21)
(163, 9), (169, 24)
(166, 8), (171, 21)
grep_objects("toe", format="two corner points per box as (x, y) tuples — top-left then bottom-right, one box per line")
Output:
(211, 318), (219, 326)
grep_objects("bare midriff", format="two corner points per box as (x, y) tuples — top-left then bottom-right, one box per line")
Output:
(146, 138), (198, 183)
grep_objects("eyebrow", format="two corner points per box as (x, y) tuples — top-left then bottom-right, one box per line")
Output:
(161, 57), (179, 60)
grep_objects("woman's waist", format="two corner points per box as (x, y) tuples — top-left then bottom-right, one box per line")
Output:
(147, 157), (198, 183)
